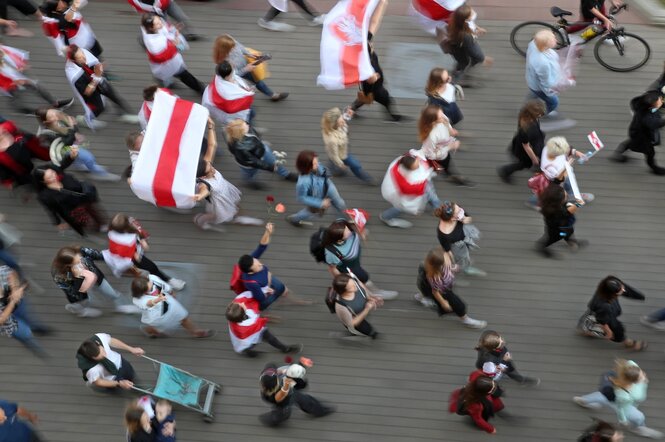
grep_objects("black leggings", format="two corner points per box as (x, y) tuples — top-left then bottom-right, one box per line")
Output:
(264, 0), (317, 20)
(499, 156), (532, 178)
(539, 227), (574, 249)
(174, 69), (204, 94)
(353, 319), (377, 337)
(134, 255), (170, 282)
(417, 270), (467, 317)
(259, 328), (289, 352)
(75, 76), (131, 116)
(352, 82), (397, 118)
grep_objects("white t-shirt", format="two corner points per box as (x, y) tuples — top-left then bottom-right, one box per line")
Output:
(540, 150), (567, 180)
(420, 123), (454, 161)
(85, 333), (123, 385)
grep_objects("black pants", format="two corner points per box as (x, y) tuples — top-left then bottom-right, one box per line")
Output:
(174, 69), (204, 94)
(88, 40), (103, 59)
(10, 83), (58, 114)
(352, 82), (397, 118)
(606, 319), (626, 343)
(264, 0), (317, 20)
(118, 356), (136, 382)
(617, 139), (661, 172)
(499, 156), (532, 178)
(134, 255), (170, 282)
(434, 154), (460, 177)
(539, 226), (574, 249)
(353, 319), (377, 337)
(339, 262), (369, 284)
(75, 76), (131, 116)
(0, 0), (37, 19)
(417, 266), (467, 317)
(250, 328), (289, 353)
(260, 391), (330, 427)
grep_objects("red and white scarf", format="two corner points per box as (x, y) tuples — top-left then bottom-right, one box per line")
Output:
(228, 293), (268, 353)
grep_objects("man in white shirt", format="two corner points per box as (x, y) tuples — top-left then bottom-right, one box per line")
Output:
(76, 332), (144, 390)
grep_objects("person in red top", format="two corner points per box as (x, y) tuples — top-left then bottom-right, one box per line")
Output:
(449, 375), (504, 434)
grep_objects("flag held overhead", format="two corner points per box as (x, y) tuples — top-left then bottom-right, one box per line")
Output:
(130, 90), (209, 209)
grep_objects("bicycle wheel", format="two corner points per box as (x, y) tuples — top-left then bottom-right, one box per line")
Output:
(510, 22), (566, 57)
(594, 31), (650, 72)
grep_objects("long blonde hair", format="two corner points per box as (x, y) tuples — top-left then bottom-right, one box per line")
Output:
(225, 119), (248, 143)
(213, 34), (236, 64)
(611, 359), (642, 389)
(321, 107), (342, 135)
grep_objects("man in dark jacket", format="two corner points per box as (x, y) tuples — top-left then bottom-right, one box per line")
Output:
(612, 90), (665, 175)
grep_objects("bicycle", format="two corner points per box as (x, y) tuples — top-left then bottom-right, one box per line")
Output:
(510, 4), (650, 72)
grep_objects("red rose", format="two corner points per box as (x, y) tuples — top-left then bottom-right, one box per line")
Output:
(266, 195), (275, 203)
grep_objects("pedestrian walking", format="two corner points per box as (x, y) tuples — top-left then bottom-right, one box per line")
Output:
(435, 200), (485, 277)
(76, 332), (144, 390)
(414, 248), (486, 328)
(536, 183), (586, 257)
(611, 91), (665, 175)
(257, 0), (325, 32)
(574, 359), (662, 439)
(578, 276), (647, 351)
(448, 375), (504, 434)
(330, 272), (383, 338)
(498, 100), (546, 183)
(444, 4), (493, 86)
(425, 67), (464, 126)
(127, 0), (200, 40)
(475, 330), (540, 385)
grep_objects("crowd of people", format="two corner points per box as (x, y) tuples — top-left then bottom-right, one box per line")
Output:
(0, 0), (664, 440)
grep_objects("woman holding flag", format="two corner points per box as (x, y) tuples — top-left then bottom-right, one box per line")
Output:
(141, 13), (204, 94)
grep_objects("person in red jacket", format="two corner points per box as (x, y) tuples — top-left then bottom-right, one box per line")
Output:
(449, 375), (504, 434)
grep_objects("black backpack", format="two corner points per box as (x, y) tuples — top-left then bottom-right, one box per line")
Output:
(309, 227), (328, 263)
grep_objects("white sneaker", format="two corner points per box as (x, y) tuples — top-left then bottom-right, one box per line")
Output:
(257, 18), (295, 32)
(168, 278), (186, 291)
(232, 216), (264, 226)
(80, 307), (103, 318)
(641, 316), (665, 331)
(115, 304), (141, 314)
(119, 114), (140, 124)
(413, 292), (436, 309)
(573, 396), (602, 410)
(309, 14), (326, 26)
(464, 266), (487, 277)
(65, 303), (83, 315)
(90, 171), (121, 182)
(629, 426), (664, 439)
(462, 317), (487, 329)
(372, 289), (399, 300)
(379, 216), (413, 229)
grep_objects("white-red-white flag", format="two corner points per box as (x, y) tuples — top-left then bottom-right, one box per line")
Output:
(587, 131), (604, 151)
(317, 0), (380, 90)
(131, 90), (208, 209)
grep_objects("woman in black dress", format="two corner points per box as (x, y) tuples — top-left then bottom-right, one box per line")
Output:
(498, 100), (546, 183)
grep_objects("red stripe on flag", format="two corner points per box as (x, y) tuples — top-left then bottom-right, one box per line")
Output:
(146, 42), (178, 64)
(337, 0), (372, 87)
(210, 78), (254, 113)
(152, 98), (194, 207)
(412, 0), (453, 21)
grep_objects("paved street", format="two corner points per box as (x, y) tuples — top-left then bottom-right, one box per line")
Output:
(1, 0), (665, 441)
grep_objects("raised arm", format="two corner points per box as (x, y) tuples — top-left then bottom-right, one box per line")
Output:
(203, 118), (217, 163)
(368, 0), (388, 36)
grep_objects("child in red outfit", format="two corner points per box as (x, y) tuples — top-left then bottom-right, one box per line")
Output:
(449, 375), (504, 434)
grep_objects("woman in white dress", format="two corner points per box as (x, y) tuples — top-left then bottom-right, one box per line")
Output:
(192, 119), (263, 230)
(131, 274), (213, 338)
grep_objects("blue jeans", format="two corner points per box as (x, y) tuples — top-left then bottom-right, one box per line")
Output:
(528, 89), (559, 114)
(239, 146), (289, 181)
(259, 276), (286, 310)
(241, 72), (274, 97)
(328, 154), (372, 182)
(73, 147), (106, 174)
(579, 391), (645, 427)
(0, 249), (21, 273)
(381, 182), (441, 220)
(290, 181), (346, 222)
(11, 300), (46, 355)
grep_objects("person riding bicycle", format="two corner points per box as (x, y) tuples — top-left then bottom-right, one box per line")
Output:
(568, 0), (622, 34)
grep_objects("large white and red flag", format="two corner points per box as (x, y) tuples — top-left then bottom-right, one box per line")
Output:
(131, 90), (208, 209)
(409, 0), (464, 35)
(317, 0), (380, 90)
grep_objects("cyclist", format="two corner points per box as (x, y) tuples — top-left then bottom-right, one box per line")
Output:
(568, 0), (623, 33)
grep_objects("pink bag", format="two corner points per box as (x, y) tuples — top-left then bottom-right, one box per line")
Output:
(527, 173), (550, 196)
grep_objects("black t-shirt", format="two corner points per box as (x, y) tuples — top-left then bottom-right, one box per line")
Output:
(588, 295), (621, 324)
(437, 222), (465, 252)
(511, 122), (545, 161)
(581, 0), (605, 21)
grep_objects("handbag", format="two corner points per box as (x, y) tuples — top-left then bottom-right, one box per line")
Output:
(356, 89), (374, 105)
(527, 172), (550, 196)
(577, 310), (606, 338)
(244, 48), (271, 82)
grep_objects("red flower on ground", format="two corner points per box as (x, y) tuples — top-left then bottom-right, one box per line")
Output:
(266, 195), (275, 203)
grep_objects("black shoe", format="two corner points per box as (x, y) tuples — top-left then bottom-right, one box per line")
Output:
(270, 92), (289, 102)
(54, 98), (75, 109)
(383, 114), (403, 123)
(285, 172), (299, 182)
(245, 181), (267, 190)
(497, 167), (512, 184)
(651, 167), (665, 175)
(184, 33), (205, 42)
(536, 245), (553, 258)
(283, 344), (303, 354)
(243, 349), (260, 358)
